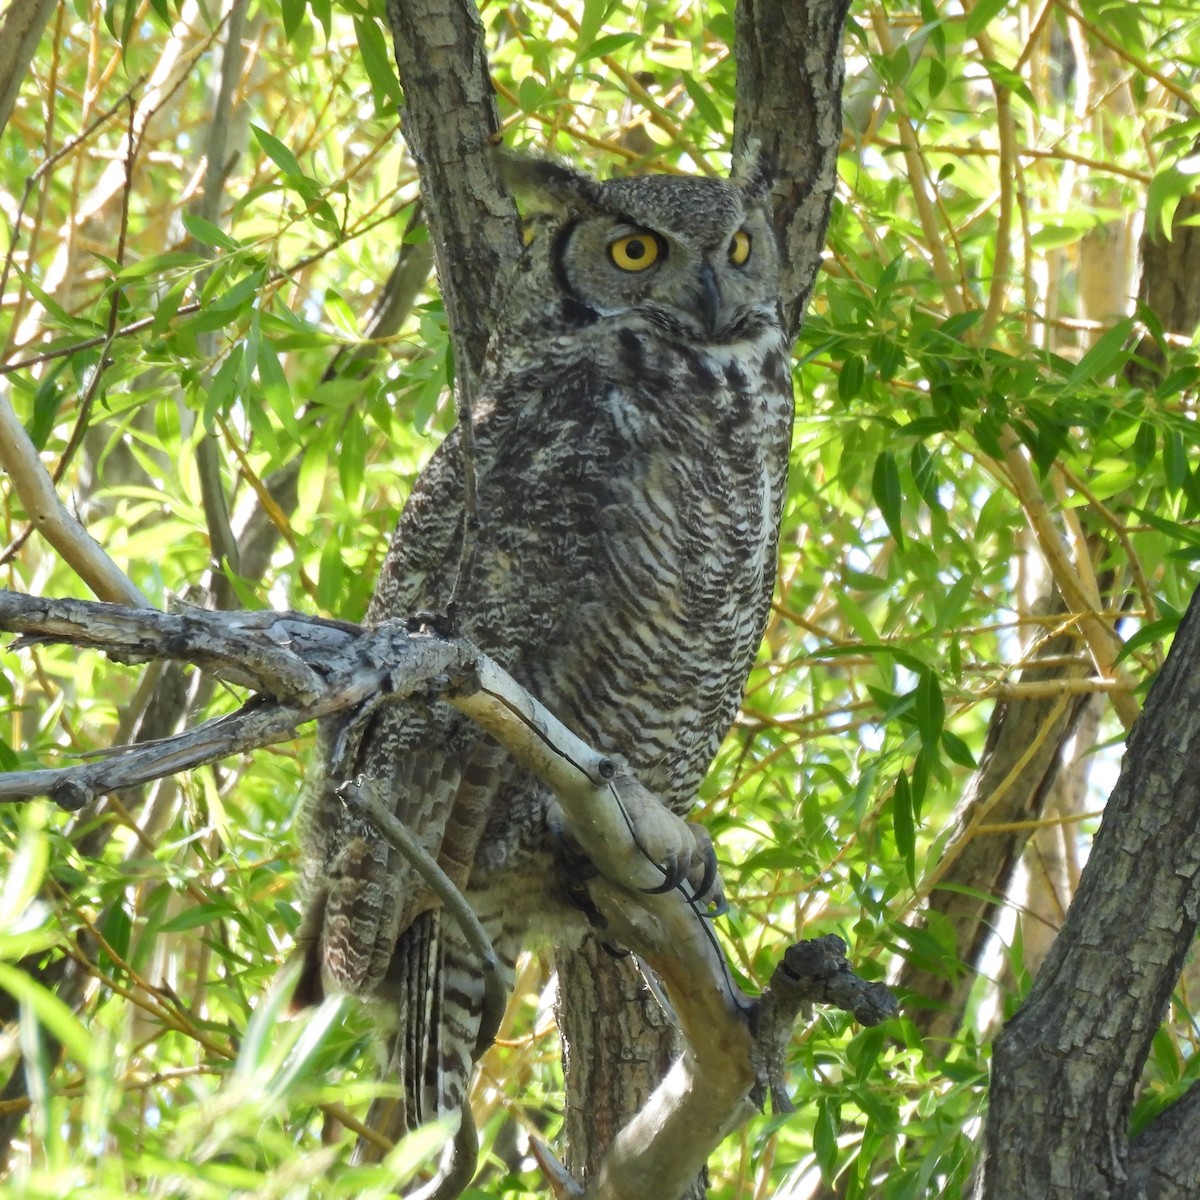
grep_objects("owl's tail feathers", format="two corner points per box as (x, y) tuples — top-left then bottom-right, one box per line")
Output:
(353, 1100), (478, 1200)
(352, 908), (503, 1197)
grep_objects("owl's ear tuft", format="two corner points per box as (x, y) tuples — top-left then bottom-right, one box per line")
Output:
(493, 149), (604, 214)
(731, 138), (776, 205)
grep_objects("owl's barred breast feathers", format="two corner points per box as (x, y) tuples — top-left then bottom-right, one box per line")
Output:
(295, 155), (794, 1156)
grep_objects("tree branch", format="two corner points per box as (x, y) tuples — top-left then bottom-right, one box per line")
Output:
(976, 580), (1200, 1198)
(0, 383), (148, 608)
(0, 588), (895, 1200)
(1122, 1080), (1200, 1200)
(383, 0), (517, 381)
(0, 0), (57, 142)
(734, 0), (852, 337)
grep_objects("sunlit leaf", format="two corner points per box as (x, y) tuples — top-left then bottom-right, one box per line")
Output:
(871, 450), (905, 548)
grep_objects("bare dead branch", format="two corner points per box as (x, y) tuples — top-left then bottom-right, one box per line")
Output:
(0, 587), (895, 1200)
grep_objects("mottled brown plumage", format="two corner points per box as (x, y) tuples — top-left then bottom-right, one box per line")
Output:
(295, 155), (793, 1158)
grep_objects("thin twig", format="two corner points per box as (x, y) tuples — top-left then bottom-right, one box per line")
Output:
(343, 782), (507, 1053)
(51, 96), (140, 488)
(0, 76), (146, 347)
(998, 427), (1139, 729)
(1052, 0), (1195, 109)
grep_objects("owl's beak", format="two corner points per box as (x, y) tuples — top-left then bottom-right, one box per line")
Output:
(696, 262), (722, 336)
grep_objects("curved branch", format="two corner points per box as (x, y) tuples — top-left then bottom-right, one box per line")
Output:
(0, 587), (895, 1200)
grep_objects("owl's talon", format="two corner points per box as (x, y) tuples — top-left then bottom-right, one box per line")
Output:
(563, 881), (606, 928)
(600, 941), (631, 959)
(548, 808), (599, 881)
(642, 850), (688, 895)
(688, 837), (719, 903)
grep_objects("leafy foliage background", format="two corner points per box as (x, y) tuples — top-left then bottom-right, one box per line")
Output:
(1, 1), (1199, 1196)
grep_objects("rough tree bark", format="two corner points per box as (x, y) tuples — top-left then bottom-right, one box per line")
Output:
(375, 0), (852, 1193)
(976, 578), (1200, 1199)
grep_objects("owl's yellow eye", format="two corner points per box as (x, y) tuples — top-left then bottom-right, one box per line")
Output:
(609, 233), (661, 272)
(729, 229), (752, 266)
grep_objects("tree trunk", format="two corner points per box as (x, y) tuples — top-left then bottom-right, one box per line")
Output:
(977, 579), (1200, 1198)
(556, 936), (688, 1194)
(373, 2), (850, 1189)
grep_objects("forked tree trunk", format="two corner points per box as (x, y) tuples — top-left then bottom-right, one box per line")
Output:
(378, 0), (851, 1190)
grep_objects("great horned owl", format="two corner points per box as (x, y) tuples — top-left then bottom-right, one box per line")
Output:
(295, 152), (793, 1165)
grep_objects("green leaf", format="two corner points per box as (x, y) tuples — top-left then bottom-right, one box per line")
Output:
(0, 962), (97, 1069)
(1114, 616), (1180, 663)
(1065, 318), (1134, 388)
(577, 0), (612, 56)
(355, 17), (404, 111)
(1163, 428), (1189, 491)
(834, 593), (881, 647)
(814, 1095), (841, 1180)
(250, 124), (303, 178)
(913, 671), (945, 748)
(910, 441), (939, 508)
(157, 904), (230, 933)
(181, 212), (240, 252)
(1146, 157), (1200, 241)
(893, 773), (915, 888)
(29, 369), (66, 451)
(253, 323), (298, 439)
(518, 75), (545, 113)
(871, 451), (905, 548)
(317, 532), (345, 611)
(940, 310), (985, 339)
(338, 410), (367, 505)
(98, 900), (133, 978)
(965, 0), (1009, 38)
(116, 250), (208, 280)
(1132, 505), (1200, 546)
(980, 59), (1037, 109)
(941, 729), (978, 768)
(281, 0), (307, 40)
(682, 73), (725, 131)
(580, 32), (641, 61)
(839, 353), (865, 401)
(848, 1026), (888, 1081)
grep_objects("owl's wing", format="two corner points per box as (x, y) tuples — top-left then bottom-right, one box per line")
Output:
(296, 427), (520, 1142)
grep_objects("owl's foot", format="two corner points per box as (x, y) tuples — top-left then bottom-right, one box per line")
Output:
(551, 793), (726, 916)
(549, 809), (609, 926)
(643, 821), (727, 916)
